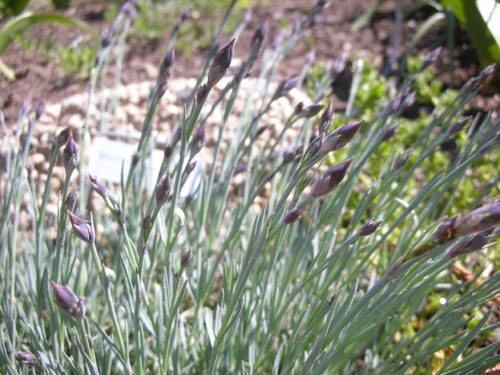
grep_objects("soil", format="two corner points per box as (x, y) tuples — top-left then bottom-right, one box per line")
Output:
(1, 0), (499, 126)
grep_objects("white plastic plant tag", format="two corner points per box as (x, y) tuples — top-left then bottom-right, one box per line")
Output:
(87, 135), (204, 198)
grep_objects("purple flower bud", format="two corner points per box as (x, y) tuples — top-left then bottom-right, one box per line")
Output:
(320, 120), (364, 153)
(465, 64), (496, 92)
(16, 350), (37, 366)
(207, 38), (235, 87)
(180, 4), (193, 22)
(190, 126), (206, 157)
(51, 281), (85, 320)
(381, 122), (399, 142)
(448, 116), (472, 136)
(433, 216), (459, 242)
(68, 211), (95, 243)
(89, 174), (108, 200)
(131, 152), (140, 168)
(325, 157), (353, 187)
(359, 220), (383, 236)
(159, 49), (175, 80)
(421, 46), (442, 71)
(310, 176), (333, 198)
(300, 103), (324, 118)
(307, 135), (323, 158)
(455, 203), (500, 235)
(174, 127), (182, 143)
(466, 233), (487, 251)
(196, 84), (209, 103)
(282, 145), (303, 165)
(156, 82), (168, 99)
(186, 161), (196, 175)
(401, 91), (416, 112)
(164, 144), (172, 159)
(283, 208), (301, 224)
(294, 101), (304, 116)
(143, 215), (152, 232)
(251, 20), (268, 48)
(318, 102), (333, 134)
(63, 134), (79, 173)
(180, 248), (193, 268)
(65, 188), (78, 209)
(332, 52), (348, 75)
(155, 174), (171, 207)
(56, 127), (71, 148)
(256, 125), (267, 137)
(305, 49), (316, 65)
(394, 148), (412, 170)
(35, 100), (45, 120)
(274, 76), (300, 99)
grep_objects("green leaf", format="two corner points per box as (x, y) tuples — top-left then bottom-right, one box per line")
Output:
(0, 11), (99, 80)
(447, 0), (500, 66)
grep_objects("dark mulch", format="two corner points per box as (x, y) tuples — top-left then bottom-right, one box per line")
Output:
(1, 0), (498, 126)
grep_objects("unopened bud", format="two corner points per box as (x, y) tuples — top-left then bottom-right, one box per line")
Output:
(180, 248), (193, 268)
(282, 145), (303, 165)
(420, 46), (442, 71)
(35, 100), (45, 120)
(448, 116), (472, 136)
(325, 157), (353, 187)
(381, 122), (399, 142)
(155, 174), (171, 207)
(63, 134), (79, 173)
(143, 215), (152, 232)
(164, 144), (172, 159)
(320, 120), (363, 153)
(283, 208), (301, 224)
(207, 38), (235, 87)
(433, 216), (458, 242)
(51, 281), (85, 320)
(299, 103), (324, 118)
(359, 220), (383, 236)
(318, 102), (333, 134)
(16, 351), (37, 366)
(274, 76), (300, 99)
(455, 203), (500, 235)
(65, 188), (78, 209)
(251, 20), (267, 48)
(159, 49), (175, 80)
(465, 64), (496, 92)
(310, 177), (333, 198)
(394, 148), (412, 170)
(89, 174), (107, 200)
(68, 211), (95, 243)
(196, 84), (209, 103)
(56, 127), (71, 148)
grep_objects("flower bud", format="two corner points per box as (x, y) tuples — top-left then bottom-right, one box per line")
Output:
(394, 148), (412, 170)
(51, 281), (85, 320)
(332, 52), (348, 75)
(448, 116), (472, 136)
(207, 38), (235, 87)
(89, 174), (107, 200)
(251, 20), (267, 49)
(143, 215), (152, 232)
(465, 64), (496, 92)
(274, 76), (300, 99)
(159, 49), (175, 80)
(282, 145), (303, 165)
(325, 157), (353, 187)
(56, 127), (71, 148)
(320, 120), (363, 153)
(196, 84), (209, 103)
(16, 350), (37, 366)
(283, 208), (301, 224)
(65, 188), (78, 209)
(294, 102), (304, 116)
(164, 144), (173, 159)
(155, 174), (171, 207)
(381, 122), (399, 142)
(420, 46), (442, 71)
(318, 102), (333, 134)
(299, 103), (324, 118)
(63, 134), (79, 173)
(433, 216), (458, 242)
(68, 211), (95, 243)
(180, 248), (193, 268)
(190, 126), (206, 157)
(359, 220), (383, 236)
(35, 100), (45, 120)
(455, 203), (500, 235)
(310, 177), (333, 198)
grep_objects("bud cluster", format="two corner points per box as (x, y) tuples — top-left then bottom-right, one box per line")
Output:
(51, 281), (86, 320)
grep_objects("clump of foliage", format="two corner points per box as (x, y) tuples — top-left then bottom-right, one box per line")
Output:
(2, 1), (500, 374)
